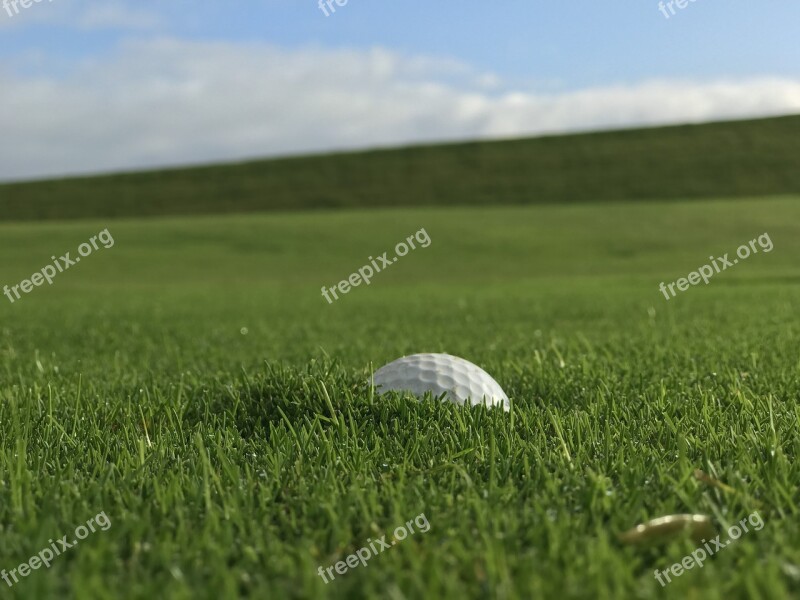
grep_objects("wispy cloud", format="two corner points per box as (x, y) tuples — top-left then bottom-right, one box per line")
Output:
(76, 3), (161, 31)
(0, 0), (161, 31)
(1, 39), (799, 182)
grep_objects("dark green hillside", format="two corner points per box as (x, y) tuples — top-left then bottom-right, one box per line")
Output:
(1, 114), (798, 221)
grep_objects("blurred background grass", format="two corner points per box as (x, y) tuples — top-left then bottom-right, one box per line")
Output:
(1, 115), (799, 221)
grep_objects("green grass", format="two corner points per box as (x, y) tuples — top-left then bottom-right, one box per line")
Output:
(1, 114), (799, 221)
(1, 196), (799, 598)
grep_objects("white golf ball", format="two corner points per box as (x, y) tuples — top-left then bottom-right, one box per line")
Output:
(371, 353), (510, 411)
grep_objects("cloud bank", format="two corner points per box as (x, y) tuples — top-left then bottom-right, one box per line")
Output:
(1, 38), (799, 182)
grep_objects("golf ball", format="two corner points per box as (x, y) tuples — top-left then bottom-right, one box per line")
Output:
(371, 353), (510, 411)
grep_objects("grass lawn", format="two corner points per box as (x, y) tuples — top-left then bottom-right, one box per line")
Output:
(1, 196), (799, 598)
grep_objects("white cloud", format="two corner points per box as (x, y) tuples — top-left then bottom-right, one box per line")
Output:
(76, 4), (161, 30)
(0, 0), (160, 31)
(1, 38), (799, 182)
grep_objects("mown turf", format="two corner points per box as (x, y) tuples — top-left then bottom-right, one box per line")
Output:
(1, 196), (798, 599)
(1, 114), (799, 221)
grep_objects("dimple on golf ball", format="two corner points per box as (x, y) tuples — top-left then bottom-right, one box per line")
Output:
(371, 353), (509, 411)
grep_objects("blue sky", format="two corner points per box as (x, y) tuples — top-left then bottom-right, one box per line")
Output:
(1, 1), (799, 181)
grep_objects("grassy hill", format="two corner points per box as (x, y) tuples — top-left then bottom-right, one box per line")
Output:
(1, 114), (799, 221)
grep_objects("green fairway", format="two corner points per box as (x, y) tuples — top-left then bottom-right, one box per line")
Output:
(1, 195), (798, 598)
